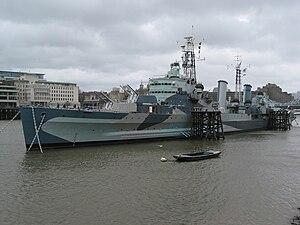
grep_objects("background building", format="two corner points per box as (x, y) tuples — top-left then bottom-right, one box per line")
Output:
(1, 70), (80, 108)
(0, 71), (45, 80)
(0, 80), (18, 108)
(108, 87), (127, 102)
(41, 81), (79, 108)
(291, 90), (300, 100)
(254, 83), (293, 103)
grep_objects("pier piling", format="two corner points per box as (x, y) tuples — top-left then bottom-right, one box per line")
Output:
(191, 108), (225, 140)
(269, 110), (291, 130)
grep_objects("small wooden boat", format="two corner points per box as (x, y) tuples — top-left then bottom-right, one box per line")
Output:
(173, 150), (221, 162)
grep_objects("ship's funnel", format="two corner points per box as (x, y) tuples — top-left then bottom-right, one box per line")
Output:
(243, 84), (252, 103)
(217, 80), (228, 111)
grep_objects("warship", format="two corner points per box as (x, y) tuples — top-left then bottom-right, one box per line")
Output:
(20, 36), (270, 151)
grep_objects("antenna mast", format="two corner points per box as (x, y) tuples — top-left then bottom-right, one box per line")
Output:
(234, 55), (248, 103)
(181, 36), (196, 83)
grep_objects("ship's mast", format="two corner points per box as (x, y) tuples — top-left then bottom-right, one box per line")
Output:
(234, 55), (248, 103)
(181, 36), (197, 83)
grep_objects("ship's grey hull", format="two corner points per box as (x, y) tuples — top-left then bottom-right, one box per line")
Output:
(20, 107), (268, 150)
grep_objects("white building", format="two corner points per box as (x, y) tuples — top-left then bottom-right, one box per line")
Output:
(43, 81), (79, 108)
(15, 74), (80, 108)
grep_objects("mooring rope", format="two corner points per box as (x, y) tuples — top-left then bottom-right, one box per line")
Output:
(0, 110), (20, 134)
(27, 107), (46, 153)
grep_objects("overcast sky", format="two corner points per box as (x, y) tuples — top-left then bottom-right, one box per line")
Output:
(1, 0), (299, 93)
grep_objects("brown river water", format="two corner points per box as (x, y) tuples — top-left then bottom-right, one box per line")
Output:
(0, 119), (300, 225)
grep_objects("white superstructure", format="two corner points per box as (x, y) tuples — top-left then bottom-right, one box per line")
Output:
(148, 62), (196, 104)
(148, 36), (204, 105)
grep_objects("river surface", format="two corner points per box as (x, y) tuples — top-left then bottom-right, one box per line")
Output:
(0, 119), (300, 225)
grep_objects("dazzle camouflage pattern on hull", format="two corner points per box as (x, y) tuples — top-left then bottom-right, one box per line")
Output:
(20, 36), (270, 150)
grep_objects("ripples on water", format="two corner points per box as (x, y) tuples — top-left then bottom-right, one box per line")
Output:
(1, 120), (300, 225)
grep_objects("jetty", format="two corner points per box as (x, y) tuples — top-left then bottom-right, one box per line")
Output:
(191, 108), (225, 140)
(0, 108), (20, 120)
(269, 110), (291, 130)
